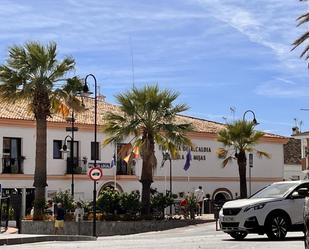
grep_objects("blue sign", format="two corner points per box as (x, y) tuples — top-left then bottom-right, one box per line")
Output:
(88, 162), (112, 169)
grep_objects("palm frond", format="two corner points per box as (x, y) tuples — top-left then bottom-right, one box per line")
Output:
(217, 148), (228, 159)
(222, 156), (234, 168)
(255, 150), (271, 159)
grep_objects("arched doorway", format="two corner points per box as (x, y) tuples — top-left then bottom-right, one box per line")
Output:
(212, 188), (233, 204)
(98, 182), (123, 195)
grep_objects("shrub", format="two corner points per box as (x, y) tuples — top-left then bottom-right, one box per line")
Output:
(151, 192), (174, 219)
(52, 190), (74, 211)
(97, 188), (120, 214)
(119, 191), (141, 218)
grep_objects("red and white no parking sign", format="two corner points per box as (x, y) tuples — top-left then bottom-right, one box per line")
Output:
(88, 167), (103, 181)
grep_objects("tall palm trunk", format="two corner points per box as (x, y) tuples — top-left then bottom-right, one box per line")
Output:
(140, 137), (155, 215)
(33, 88), (50, 219)
(237, 151), (247, 199)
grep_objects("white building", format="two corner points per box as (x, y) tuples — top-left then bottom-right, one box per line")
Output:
(0, 97), (288, 215)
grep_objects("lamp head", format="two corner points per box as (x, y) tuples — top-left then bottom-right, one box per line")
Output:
(252, 118), (259, 126)
(60, 144), (70, 153)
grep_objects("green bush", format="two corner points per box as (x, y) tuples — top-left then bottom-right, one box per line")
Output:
(97, 188), (120, 214)
(151, 192), (174, 219)
(187, 194), (198, 219)
(52, 190), (74, 211)
(119, 191), (141, 217)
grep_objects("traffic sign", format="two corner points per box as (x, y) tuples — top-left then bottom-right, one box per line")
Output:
(89, 167), (103, 181)
(249, 153), (253, 168)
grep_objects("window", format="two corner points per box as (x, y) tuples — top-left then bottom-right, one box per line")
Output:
(91, 142), (100, 160)
(2, 137), (22, 173)
(53, 140), (63, 159)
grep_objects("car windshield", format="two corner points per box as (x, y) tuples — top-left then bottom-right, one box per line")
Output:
(250, 182), (299, 198)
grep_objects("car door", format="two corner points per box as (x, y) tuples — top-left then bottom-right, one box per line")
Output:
(286, 183), (309, 225)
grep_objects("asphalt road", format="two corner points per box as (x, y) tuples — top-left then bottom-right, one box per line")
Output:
(4, 222), (305, 249)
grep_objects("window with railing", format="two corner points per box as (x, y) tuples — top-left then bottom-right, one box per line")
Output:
(2, 137), (23, 174)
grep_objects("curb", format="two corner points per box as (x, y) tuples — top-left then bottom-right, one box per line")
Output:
(0, 235), (97, 246)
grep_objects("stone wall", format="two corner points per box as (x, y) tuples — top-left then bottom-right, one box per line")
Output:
(21, 219), (209, 236)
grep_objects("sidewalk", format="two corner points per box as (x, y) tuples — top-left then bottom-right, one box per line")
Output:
(0, 228), (96, 246)
(0, 214), (215, 245)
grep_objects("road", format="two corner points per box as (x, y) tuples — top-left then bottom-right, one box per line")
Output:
(4, 222), (305, 249)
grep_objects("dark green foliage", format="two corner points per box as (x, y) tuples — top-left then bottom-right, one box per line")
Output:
(119, 191), (141, 216)
(151, 192), (174, 219)
(52, 190), (74, 211)
(97, 188), (121, 214)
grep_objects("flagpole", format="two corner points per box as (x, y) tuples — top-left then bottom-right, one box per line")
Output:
(114, 144), (117, 190)
(187, 170), (190, 193)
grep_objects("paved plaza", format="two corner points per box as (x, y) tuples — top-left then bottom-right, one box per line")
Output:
(1, 222), (305, 249)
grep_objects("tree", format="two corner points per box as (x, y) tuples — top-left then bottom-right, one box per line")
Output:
(0, 41), (82, 218)
(103, 85), (193, 215)
(217, 120), (270, 199)
(292, 0), (309, 68)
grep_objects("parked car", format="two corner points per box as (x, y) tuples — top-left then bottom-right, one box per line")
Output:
(219, 180), (309, 240)
(297, 187), (309, 248)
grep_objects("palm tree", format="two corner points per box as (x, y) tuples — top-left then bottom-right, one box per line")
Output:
(292, 0), (309, 68)
(217, 120), (270, 199)
(0, 41), (82, 218)
(103, 85), (193, 215)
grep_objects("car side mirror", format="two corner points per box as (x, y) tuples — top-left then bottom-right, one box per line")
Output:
(297, 188), (309, 197)
(291, 191), (300, 199)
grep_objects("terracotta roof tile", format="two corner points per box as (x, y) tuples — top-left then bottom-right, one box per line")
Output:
(0, 98), (287, 139)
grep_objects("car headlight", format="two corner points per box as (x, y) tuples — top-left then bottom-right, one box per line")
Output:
(244, 203), (266, 212)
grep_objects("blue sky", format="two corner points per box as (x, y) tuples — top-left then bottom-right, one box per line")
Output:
(0, 0), (308, 136)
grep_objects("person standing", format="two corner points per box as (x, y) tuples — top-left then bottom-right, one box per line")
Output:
(194, 186), (204, 216)
(74, 202), (84, 222)
(46, 200), (54, 216)
(54, 203), (65, 234)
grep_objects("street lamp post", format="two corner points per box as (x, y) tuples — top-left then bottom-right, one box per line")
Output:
(65, 110), (76, 197)
(83, 74), (98, 237)
(61, 134), (75, 197)
(162, 151), (172, 214)
(242, 110), (258, 197)
(242, 110), (259, 125)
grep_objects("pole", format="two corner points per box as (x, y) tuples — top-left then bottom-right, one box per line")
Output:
(169, 157), (172, 215)
(249, 153), (253, 197)
(85, 74), (98, 237)
(249, 166), (251, 196)
(71, 110), (75, 197)
(94, 75), (97, 238)
(114, 143), (117, 189)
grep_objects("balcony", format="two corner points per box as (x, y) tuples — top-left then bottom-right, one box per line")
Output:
(66, 158), (86, 174)
(2, 157), (24, 174)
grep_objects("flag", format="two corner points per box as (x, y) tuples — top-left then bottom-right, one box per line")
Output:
(123, 154), (131, 164)
(111, 153), (116, 168)
(183, 150), (192, 171)
(132, 146), (140, 159)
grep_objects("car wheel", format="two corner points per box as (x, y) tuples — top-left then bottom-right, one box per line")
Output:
(266, 214), (288, 240)
(228, 231), (248, 240)
(304, 219), (309, 249)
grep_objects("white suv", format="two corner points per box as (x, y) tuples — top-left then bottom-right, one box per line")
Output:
(219, 180), (309, 240)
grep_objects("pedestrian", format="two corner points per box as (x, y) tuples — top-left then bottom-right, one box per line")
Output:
(194, 186), (204, 216)
(54, 203), (65, 234)
(46, 200), (54, 216)
(74, 202), (84, 222)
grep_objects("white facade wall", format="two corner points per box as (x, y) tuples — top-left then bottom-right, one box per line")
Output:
(0, 124), (285, 202)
